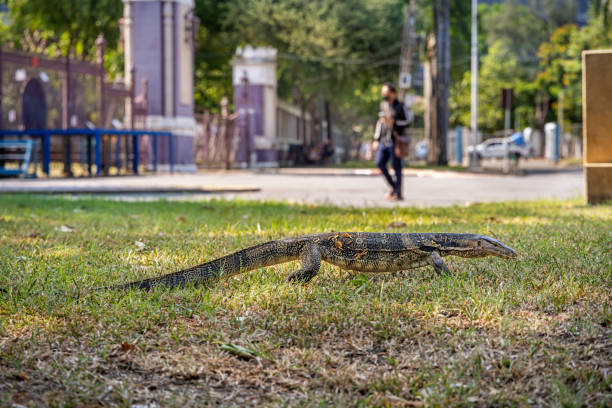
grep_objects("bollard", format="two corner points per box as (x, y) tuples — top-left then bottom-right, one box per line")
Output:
(554, 122), (559, 164)
(456, 126), (462, 165)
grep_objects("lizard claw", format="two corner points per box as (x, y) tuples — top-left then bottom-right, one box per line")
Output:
(287, 269), (316, 283)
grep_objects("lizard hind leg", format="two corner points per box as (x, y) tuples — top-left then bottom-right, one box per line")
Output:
(287, 242), (321, 283)
(429, 250), (452, 277)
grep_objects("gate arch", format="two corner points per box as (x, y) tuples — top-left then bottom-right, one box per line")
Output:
(22, 78), (47, 129)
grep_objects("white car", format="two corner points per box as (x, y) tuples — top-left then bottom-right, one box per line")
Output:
(467, 137), (531, 160)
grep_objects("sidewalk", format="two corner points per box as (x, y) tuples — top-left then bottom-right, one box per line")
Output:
(0, 164), (584, 207)
(0, 176), (260, 194)
(256, 158), (582, 178)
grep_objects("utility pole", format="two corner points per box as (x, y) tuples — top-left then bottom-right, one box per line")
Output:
(398, 0), (417, 104)
(503, 88), (512, 137)
(469, 0), (479, 168)
(435, 0), (449, 165)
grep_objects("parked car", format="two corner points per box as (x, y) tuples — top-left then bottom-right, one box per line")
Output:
(467, 136), (531, 160)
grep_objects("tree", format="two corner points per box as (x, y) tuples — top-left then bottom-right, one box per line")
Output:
(536, 18), (612, 126)
(450, 40), (531, 133)
(448, 0), (589, 134)
(2, 0), (122, 60)
(193, 0), (239, 112)
(224, 0), (404, 135)
(427, 0), (450, 165)
(592, 0), (612, 28)
(482, 1), (549, 78)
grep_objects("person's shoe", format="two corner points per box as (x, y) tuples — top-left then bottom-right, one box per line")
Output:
(384, 189), (396, 200)
(386, 191), (403, 202)
(386, 193), (399, 201)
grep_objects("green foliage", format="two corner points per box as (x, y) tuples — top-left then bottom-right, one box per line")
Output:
(450, 0), (612, 133)
(593, 0), (612, 28)
(450, 41), (536, 132)
(3, 0), (122, 59)
(536, 18), (612, 124)
(1, 0), (124, 78)
(481, 1), (549, 78)
(224, 0), (404, 123)
(193, 0), (237, 112)
(2, 0), (611, 137)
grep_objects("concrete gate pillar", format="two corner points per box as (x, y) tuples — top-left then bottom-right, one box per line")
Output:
(232, 46), (278, 167)
(582, 50), (612, 204)
(123, 0), (197, 171)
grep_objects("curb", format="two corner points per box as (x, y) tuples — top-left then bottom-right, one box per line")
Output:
(0, 185), (261, 195)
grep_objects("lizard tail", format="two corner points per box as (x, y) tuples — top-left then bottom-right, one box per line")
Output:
(106, 238), (303, 291)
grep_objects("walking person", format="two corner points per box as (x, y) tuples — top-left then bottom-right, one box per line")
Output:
(373, 83), (412, 201)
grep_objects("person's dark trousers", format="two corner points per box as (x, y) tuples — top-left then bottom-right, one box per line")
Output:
(375, 142), (402, 197)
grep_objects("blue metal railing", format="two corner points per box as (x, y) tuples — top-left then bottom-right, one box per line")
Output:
(0, 129), (174, 176)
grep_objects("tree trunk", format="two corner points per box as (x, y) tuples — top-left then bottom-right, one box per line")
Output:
(325, 99), (332, 143)
(428, 0), (450, 165)
(426, 34), (438, 164)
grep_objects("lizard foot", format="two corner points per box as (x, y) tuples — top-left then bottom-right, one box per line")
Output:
(287, 268), (317, 283)
(430, 250), (452, 277)
(288, 242), (321, 283)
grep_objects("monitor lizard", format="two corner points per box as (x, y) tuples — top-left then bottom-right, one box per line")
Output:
(108, 232), (518, 291)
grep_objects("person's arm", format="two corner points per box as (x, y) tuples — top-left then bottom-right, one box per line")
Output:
(394, 103), (413, 127)
(373, 121), (381, 151)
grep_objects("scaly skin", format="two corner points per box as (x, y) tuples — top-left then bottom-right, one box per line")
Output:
(110, 232), (518, 291)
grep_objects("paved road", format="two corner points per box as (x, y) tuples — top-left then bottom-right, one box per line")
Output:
(0, 168), (584, 207)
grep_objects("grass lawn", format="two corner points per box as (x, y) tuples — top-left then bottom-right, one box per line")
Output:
(0, 195), (611, 407)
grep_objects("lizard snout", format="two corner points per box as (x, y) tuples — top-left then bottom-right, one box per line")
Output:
(482, 237), (518, 259)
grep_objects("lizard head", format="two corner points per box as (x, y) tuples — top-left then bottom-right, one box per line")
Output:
(437, 234), (518, 259)
(471, 235), (518, 259)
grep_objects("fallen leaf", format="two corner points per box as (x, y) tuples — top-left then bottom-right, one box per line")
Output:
(120, 342), (135, 353)
(174, 215), (186, 222)
(219, 343), (262, 360)
(13, 371), (30, 381)
(387, 221), (407, 229)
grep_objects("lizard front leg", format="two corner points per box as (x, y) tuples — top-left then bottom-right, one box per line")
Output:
(287, 242), (321, 283)
(429, 250), (451, 276)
